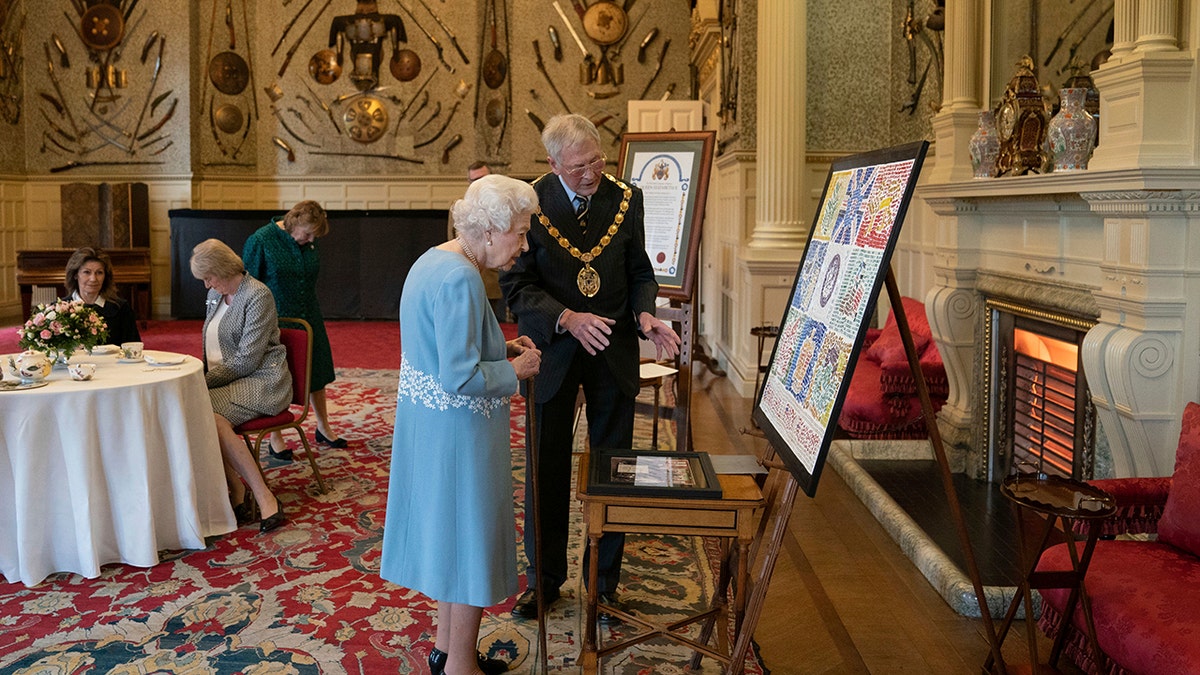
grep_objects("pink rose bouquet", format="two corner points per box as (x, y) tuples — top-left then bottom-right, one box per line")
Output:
(18, 299), (109, 363)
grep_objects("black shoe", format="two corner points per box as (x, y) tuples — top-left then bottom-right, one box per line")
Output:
(315, 429), (348, 448)
(268, 446), (294, 462)
(597, 591), (623, 625)
(511, 586), (560, 620)
(259, 507), (287, 533)
(428, 647), (508, 675)
(232, 492), (255, 525)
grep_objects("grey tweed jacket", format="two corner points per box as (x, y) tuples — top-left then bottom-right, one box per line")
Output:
(203, 274), (292, 425)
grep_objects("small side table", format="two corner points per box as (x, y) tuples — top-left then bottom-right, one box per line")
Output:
(639, 361), (678, 450)
(987, 474), (1116, 674)
(749, 324), (778, 404)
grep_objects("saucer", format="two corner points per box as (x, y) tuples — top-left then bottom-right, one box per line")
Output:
(90, 345), (120, 355)
(117, 357), (145, 364)
(0, 380), (50, 391)
(145, 354), (185, 366)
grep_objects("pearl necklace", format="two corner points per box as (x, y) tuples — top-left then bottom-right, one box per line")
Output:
(456, 236), (480, 268)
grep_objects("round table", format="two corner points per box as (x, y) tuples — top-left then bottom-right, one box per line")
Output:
(0, 349), (236, 586)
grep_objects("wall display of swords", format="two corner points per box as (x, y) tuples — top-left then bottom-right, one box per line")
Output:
(12, 0), (691, 175)
(30, 0), (180, 173)
(513, 0), (680, 165)
(203, 0), (257, 166)
(262, 0), (687, 173)
(0, 2), (24, 127)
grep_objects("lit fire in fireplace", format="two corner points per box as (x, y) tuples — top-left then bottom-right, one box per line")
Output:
(1012, 328), (1079, 478)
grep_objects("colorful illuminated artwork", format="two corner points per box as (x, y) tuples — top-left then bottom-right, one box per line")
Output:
(754, 142), (928, 496)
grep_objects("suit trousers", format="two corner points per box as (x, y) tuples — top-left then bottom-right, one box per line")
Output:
(525, 349), (635, 594)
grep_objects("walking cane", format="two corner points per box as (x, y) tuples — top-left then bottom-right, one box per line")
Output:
(524, 377), (549, 674)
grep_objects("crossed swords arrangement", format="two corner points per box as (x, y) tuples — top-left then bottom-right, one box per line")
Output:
(40, 0), (175, 172)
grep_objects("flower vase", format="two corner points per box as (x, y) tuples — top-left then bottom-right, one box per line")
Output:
(1045, 88), (1096, 172)
(969, 110), (1000, 179)
(48, 349), (72, 369)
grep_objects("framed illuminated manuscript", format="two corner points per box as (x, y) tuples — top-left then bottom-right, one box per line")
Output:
(753, 141), (929, 497)
(617, 131), (715, 302)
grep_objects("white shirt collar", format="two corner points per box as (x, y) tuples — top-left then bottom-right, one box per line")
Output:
(72, 290), (106, 307)
(557, 175), (583, 204)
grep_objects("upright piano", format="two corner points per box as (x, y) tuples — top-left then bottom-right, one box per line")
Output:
(16, 248), (152, 322)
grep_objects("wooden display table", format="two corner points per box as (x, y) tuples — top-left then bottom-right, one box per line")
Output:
(576, 452), (764, 673)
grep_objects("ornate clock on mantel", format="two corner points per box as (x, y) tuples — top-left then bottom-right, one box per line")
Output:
(994, 55), (1049, 177)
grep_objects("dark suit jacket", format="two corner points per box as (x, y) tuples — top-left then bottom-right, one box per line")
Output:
(501, 173), (659, 403)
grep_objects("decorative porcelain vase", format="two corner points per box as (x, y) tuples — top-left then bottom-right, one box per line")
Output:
(1045, 88), (1096, 172)
(7, 350), (52, 382)
(969, 110), (1001, 178)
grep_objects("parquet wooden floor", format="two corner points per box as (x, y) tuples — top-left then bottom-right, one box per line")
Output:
(686, 365), (1081, 675)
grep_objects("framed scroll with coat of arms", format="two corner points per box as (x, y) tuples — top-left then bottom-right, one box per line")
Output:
(617, 131), (715, 302)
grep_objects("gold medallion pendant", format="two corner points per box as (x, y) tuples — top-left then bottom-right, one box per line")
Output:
(577, 262), (600, 297)
(532, 172), (632, 300)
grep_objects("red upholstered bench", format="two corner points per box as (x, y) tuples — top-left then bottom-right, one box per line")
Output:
(1036, 402), (1200, 675)
(838, 297), (947, 439)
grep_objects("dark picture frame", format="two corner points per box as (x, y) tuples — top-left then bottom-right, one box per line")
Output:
(617, 131), (715, 302)
(752, 141), (929, 497)
(588, 449), (723, 500)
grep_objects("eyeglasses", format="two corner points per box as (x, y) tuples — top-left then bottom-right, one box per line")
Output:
(564, 156), (606, 178)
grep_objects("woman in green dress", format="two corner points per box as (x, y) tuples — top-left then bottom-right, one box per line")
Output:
(243, 200), (347, 458)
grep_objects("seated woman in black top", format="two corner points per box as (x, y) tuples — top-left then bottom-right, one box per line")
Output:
(64, 247), (141, 345)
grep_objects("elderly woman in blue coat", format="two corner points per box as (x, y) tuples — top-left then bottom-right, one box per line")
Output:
(191, 238), (291, 533)
(381, 175), (542, 675)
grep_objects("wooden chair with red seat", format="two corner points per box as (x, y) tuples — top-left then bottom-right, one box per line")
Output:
(233, 317), (328, 494)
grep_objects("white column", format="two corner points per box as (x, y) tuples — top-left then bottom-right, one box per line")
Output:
(1110, 0), (1137, 60)
(1134, 0), (1180, 52)
(928, 0), (984, 183)
(942, 0), (981, 111)
(748, 0), (806, 249)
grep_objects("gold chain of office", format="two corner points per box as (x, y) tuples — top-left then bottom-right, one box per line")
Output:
(535, 172), (632, 298)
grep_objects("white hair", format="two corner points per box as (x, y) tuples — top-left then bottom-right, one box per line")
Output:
(451, 174), (539, 238)
(541, 114), (601, 163)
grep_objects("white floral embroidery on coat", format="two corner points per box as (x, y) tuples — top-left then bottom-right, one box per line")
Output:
(397, 353), (510, 418)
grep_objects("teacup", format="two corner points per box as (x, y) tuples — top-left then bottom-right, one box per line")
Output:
(68, 363), (97, 381)
(120, 342), (144, 360)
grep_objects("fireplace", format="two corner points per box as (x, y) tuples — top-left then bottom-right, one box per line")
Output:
(985, 299), (1097, 483)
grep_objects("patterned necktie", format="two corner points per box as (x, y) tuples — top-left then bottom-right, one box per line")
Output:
(574, 195), (589, 231)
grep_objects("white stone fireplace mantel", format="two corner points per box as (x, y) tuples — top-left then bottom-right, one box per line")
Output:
(916, 168), (1200, 480)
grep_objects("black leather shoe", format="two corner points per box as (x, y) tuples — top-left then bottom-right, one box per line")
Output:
(428, 648), (508, 675)
(511, 587), (560, 620)
(259, 507), (287, 533)
(268, 446), (294, 462)
(315, 429), (348, 448)
(232, 492), (255, 525)
(597, 591), (623, 625)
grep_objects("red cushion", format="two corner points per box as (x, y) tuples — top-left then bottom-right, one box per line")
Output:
(1038, 540), (1200, 675)
(234, 410), (296, 433)
(1158, 402), (1200, 556)
(878, 341), (948, 397)
(838, 359), (944, 439)
(865, 297), (931, 365)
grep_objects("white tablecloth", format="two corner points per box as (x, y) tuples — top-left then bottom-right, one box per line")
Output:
(0, 350), (236, 586)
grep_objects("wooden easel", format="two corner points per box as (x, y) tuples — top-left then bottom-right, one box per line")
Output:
(714, 266), (1006, 674)
(656, 299), (694, 451)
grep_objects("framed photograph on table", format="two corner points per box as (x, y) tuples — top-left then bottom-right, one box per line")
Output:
(752, 141), (929, 497)
(588, 449), (722, 500)
(617, 131), (715, 302)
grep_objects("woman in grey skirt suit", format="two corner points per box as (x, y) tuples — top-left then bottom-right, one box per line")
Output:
(191, 238), (291, 533)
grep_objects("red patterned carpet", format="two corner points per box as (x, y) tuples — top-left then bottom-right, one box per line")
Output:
(0, 322), (764, 674)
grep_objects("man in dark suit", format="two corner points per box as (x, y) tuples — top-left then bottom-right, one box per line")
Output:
(501, 114), (681, 620)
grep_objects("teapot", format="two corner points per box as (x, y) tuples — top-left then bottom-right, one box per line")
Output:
(7, 350), (52, 382)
